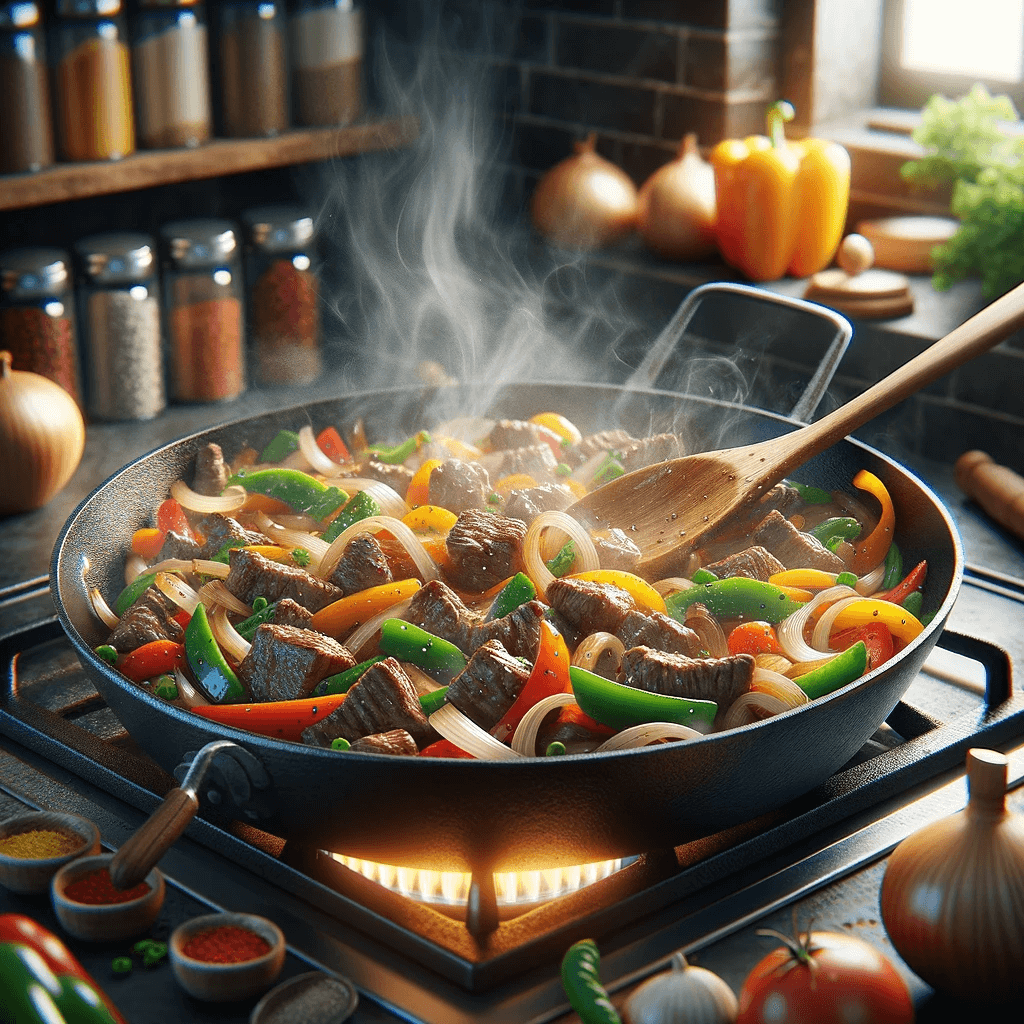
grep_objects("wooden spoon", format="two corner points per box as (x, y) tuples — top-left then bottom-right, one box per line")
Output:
(568, 280), (1024, 578)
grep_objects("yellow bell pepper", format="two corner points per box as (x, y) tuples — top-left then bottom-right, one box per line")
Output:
(710, 101), (850, 282)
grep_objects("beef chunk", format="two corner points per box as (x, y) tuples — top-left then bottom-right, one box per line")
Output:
(617, 610), (702, 658)
(193, 442), (229, 496)
(619, 646), (754, 713)
(752, 509), (845, 572)
(428, 459), (492, 513)
(486, 419), (551, 450)
(404, 579), (474, 649)
(702, 545), (786, 582)
(502, 483), (573, 525)
(591, 528), (642, 571)
(468, 599), (546, 661)
(271, 598), (314, 630)
(568, 429), (637, 468)
(618, 433), (686, 473)
(444, 510), (527, 592)
(349, 730), (419, 756)
(445, 640), (531, 730)
(226, 548), (342, 612)
(546, 577), (637, 635)
(108, 586), (184, 652)
(479, 444), (558, 480)
(361, 459), (414, 498)
(330, 534), (393, 595)
(237, 623), (356, 702)
(159, 513), (268, 562)
(300, 658), (432, 747)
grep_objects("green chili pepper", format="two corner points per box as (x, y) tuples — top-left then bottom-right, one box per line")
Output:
(810, 517), (861, 546)
(184, 603), (245, 703)
(114, 570), (159, 616)
(487, 572), (537, 620)
(882, 542), (903, 590)
(545, 741), (567, 757)
(560, 939), (622, 1024)
(313, 656), (387, 696)
(234, 599), (279, 642)
(95, 644), (119, 665)
(546, 540), (575, 578)
(259, 429), (301, 463)
(836, 571), (859, 588)
(111, 956), (133, 975)
(784, 479), (832, 504)
(321, 489), (383, 544)
(141, 944), (166, 967)
(152, 675), (179, 700)
(210, 539), (247, 565)
(378, 620), (467, 679)
(901, 590), (923, 618)
(331, 737), (351, 752)
(665, 578), (807, 624)
(569, 666), (717, 732)
(691, 568), (718, 585)
(364, 430), (431, 465)
(132, 940), (160, 955)
(556, 462), (573, 477)
(794, 641), (868, 699)
(592, 453), (624, 485)
(227, 468), (348, 520)
(418, 686), (449, 716)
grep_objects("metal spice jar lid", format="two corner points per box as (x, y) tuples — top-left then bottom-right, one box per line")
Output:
(74, 232), (156, 285)
(0, 248), (71, 299)
(241, 206), (316, 252)
(160, 219), (239, 268)
(0, 3), (41, 29)
(56, 0), (124, 16)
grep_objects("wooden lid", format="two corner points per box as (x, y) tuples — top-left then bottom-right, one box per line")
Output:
(856, 216), (959, 274)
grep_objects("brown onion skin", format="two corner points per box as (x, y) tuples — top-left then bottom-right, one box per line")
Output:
(0, 350), (85, 515)
(531, 133), (639, 250)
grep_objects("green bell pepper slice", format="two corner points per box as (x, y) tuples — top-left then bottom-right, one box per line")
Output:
(210, 539), (247, 565)
(259, 429), (300, 463)
(487, 572), (536, 620)
(794, 640), (868, 699)
(665, 578), (807, 624)
(364, 430), (431, 464)
(810, 517), (861, 549)
(314, 656), (387, 696)
(234, 597), (274, 641)
(321, 489), (383, 544)
(568, 665), (717, 732)
(378, 619), (467, 679)
(418, 686), (449, 716)
(882, 542), (903, 590)
(546, 540), (575, 578)
(184, 603), (245, 703)
(901, 590), (923, 618)
(784, 478), (832, 504)
(836, 571), (859, 588)
(691, 568), (718, 585)
(226, 468), (348, 520)
(113, 570), (159, 616)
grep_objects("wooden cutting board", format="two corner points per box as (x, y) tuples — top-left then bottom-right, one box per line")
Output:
(855, 216), (959, 274)
(804, 234), (914, 318)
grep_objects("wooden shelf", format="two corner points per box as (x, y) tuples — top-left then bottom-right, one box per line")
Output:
(0, 117), (418, 212)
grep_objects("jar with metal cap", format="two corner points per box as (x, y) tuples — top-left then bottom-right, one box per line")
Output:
(131, 0), (212, 150)
(289, 0), (362, 127)
(0, 248), (82, 407)
(0, 2), (55, 174)
(74, 233), (165, 422)
(52, 0), (135, 162)
(160, 219), (246, 403)
(241, 205), (321, 387)
(216, 1), (288, 138)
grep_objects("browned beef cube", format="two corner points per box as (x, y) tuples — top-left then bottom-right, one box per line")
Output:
(619, 433), (685, 473)
(568, 429), (637, 468)
(428, 459), (492, 513)
(160, 513), (268, 562)
(702, 545), (786, 582)
(349, 729), (419, 756)
(193, 442), (229, 496)
(468, 599), (545, 661)
(237, 623), (356, 702)
(404, 579), (473, 649)
(486, 419), (550, 450)
(108, 586), (184, 652)
(546, 577), (636, 635)
(445, 639), (531, 729)
(300, 658), (432, 747)
(479, 444), (558, 480)
(444, 510), (527, 593)
(617, 610), (702, 658)
(591, 527), (642, 571)
(226, 548), (342, 612)
(330, 534), (393, 595)
(361, 459), (414, 498)
(502, 483), (573, 525)
(271, 598), (314, 629)
(752, 509), (845, 572)
(158, 530), (203, 561)
(619, 646), (754, 716)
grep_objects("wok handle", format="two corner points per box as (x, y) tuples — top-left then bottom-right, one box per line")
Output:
(109, 788), (200, 890)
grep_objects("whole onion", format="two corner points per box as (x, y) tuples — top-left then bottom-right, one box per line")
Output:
(637, 133), (718, 261)
(531, 133), (639, 250)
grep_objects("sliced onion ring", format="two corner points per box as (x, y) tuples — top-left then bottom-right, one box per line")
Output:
(856, 563), (886, 596)
(154, 572), (200, 615)
(124, 553), (148, 586)
(721, 692), (791, 730)
(173, 667), (209, 708)
(596, 722), (702, 751)
(198, 580), (252, 617)
(811, 595), (866, 651)
(211, 605), (252, 664)
(428, 703), (522, 760)
(254, 512), (330, 568)
(511, 693), (579, 756)
(89, 587), (120, 629)
(523, 510), (600, 600)
(344, 597), (414, 657)
(171, 479), (246, 514)
(325, 478), (409, 520)
(298, 425), (341, 476)
(571, 632), (625, 676)
(777, 585), (856, 664)
(751, 668), (810, 709)
(317, 516), (439, 583)
(653, 577), (693, 597)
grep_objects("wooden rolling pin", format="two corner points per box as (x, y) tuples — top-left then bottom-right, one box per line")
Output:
(955, 450), (1024, 540)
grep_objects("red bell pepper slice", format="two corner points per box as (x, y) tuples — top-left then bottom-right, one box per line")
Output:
(116, 639), (185, 683)
(419, 738), (475, 758)
(317, 426), (351, 463)
(156, 497), (192, 539)
(726, 620), (784, 656)
(554, 701), (616, 737)
(190, 692), (348, 741)
(490, 620), (572, 743)
(876, 559), (928, 607)
(830, 622), (894, 672)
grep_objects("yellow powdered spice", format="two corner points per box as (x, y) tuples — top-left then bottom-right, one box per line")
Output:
(0, 828), (82, 859)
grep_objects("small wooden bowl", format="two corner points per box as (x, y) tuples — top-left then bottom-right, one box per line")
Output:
(250, 970), (358, 1023)
(51, 852), (165, 941)
(170, 912), (285, 1002)
(0, 811), (101, 895)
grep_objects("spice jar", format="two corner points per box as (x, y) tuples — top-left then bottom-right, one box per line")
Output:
(160, 219), (246, 403)
(241, 205), (321, 386)
(0, 2), (55, 174)
(216, 0), (289, 138)
(131, 0), (212, 150)
(0, 247), (82, 406)
(289, 0), (362, 127)
(52, 0), (135, 162)
(74, 232), (165, 421)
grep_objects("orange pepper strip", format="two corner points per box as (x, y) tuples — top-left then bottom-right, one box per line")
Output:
(316, 425), (350, 463)
(406, 458), (443, 508)
(727, 621), (784, 657)
(402, 505), (458, 533)
(769, 568), (837, 590)
(310, 578), (422, 640)
(529, 411), (582, 447)
(850, 470), (896, 575)
(567, 570), (667, 614)
(494, 473), (537, 496)
(191, 692), (348, 741)
(116, 640), (185, 683)
(131, 527), (166, 559)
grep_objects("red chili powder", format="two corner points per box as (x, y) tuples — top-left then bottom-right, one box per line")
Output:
(62, 867), (151, 905)
(180, 924), (271, 964)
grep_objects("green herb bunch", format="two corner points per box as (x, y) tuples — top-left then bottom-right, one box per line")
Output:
(901, 84), (1024, 297)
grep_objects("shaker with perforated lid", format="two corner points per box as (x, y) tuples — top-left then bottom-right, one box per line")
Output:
(74, 232), (165, 422)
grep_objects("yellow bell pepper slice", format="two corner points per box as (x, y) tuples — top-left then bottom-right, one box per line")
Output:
(494, 473), (538, 496)
(310, 578), (422, 639)
(567, 569), (666, 614)
(529, 412), (582, 447)
(830, 599), (924, 645)
(405, 458), (443, 508)
(770, 568), (838, 590)
(402, 505), (458, 534)
(850, 470), (896, 575)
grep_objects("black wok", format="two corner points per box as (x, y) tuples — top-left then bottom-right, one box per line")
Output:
(51, 380), (962, 874)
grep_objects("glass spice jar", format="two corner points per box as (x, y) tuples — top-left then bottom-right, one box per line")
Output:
(216, 1), (289, 138)
(52, 0), (135, 162)
(241, 205), (321, 386)
(131, 0), (212, 150)
(289, 0), (363, 127)
(0, 2), (55, 174)
(160, 219), (246, 404)
(74, 232), (165, 422)
(0, 247), (82, 407)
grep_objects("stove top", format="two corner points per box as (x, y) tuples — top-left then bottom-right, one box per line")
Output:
(2, 564), (1024, 1023)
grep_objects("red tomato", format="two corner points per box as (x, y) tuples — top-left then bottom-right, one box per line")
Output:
(830, 623), (894, 672)
(736, 929), (914, 1024)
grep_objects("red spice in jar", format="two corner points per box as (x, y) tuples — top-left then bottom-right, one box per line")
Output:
(180, 924), (271, 964)
(62, 867), (151, 905)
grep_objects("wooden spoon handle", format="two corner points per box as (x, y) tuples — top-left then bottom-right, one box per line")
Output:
(108, 788), (200, 890)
